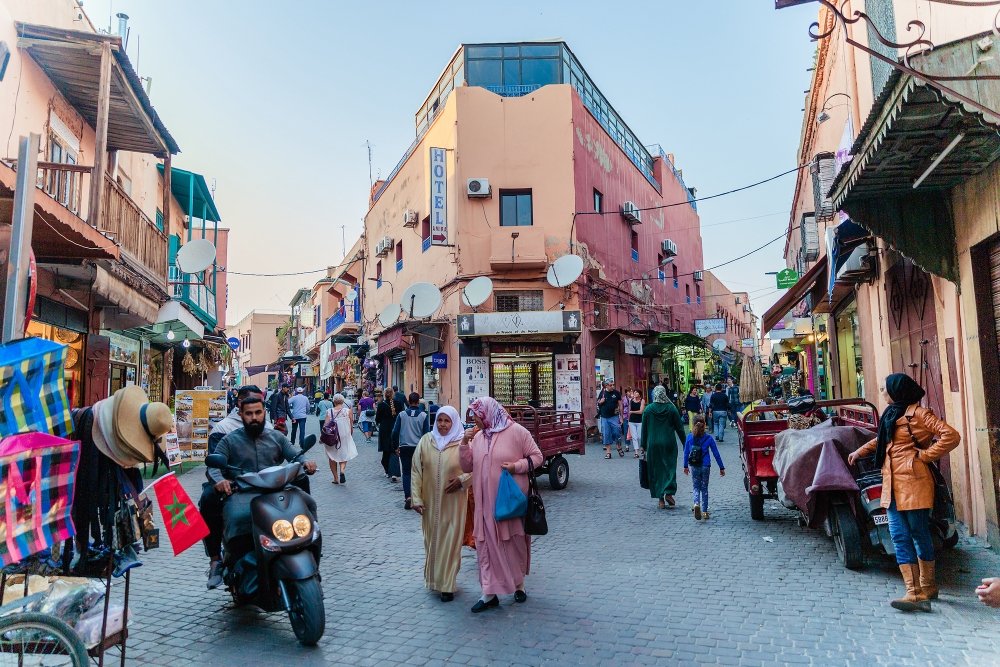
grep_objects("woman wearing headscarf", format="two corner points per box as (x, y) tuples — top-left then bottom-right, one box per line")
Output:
(411, 406), (471, 602)
(459, 397), (543, 613)
(375, 388), (404, 482)
(848, 373), (960, 612)
(640, 386), (688, 509)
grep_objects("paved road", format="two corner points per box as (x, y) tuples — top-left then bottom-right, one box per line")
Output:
(124, 419), (1000, 666)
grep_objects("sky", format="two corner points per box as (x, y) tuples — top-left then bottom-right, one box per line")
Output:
(82, 0), (820, 327)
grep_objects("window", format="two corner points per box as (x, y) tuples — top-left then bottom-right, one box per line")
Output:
(630, 230), (639, 263)
(593, 189), (603, 213)
(672, 265), (679, 288)
(155, 209), (164, 232)
(685, 284), (691, 304)
(500, 190), (533, 227)
(376, 260), (383, 288)
(421, 216), (431, 252)
(45, 135), (79, 210)
(395, 241), (403, 272)
(696, 284), (701, 305)
(495, 290), (544, 312)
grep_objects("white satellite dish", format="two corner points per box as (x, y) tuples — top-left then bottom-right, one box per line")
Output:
(344, 289), (358, 304)
(175, 239), (216, 274)
(713, 339), (727, 352)
(378, 303), (401, 327)
(402, 282), (443, 318)
(461, 276), (494, 308)
(547, 254), (584, 288)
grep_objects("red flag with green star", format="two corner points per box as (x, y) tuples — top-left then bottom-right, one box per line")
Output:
(150, 472), (209, 556)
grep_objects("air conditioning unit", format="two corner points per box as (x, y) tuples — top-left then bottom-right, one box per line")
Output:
(692, 271), (703, 282)
(466, 178), (491, 198)
(836, 244), (876, 282)
(661, 239), (678, 257)
(621, 201), (642, 224)
(402, 209), (418, 228)
(376, 236), (393, 258)
(743, 304), (752, 313)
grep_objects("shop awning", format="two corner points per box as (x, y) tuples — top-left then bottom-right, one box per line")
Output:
(376, 324), (410, 356)
(157, 165), (221, 222)
(761, 256), (828, 334)
(119, 299), (204, 344)
(657, 332), (708, 349)
(829, 32), (1000, 283)
(93, 264), (160, 322)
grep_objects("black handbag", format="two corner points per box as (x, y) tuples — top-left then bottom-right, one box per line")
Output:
(524, 458), (548, 536)
(639, 456), (649, 489)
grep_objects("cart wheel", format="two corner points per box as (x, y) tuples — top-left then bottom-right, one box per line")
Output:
(0, 611), (89, 667)
(749, 492), (765, 521)
(548, 456), (570, 490)
(832, 503), (864, 570)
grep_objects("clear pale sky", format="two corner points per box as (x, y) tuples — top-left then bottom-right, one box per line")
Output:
(84, 0), (819, 327)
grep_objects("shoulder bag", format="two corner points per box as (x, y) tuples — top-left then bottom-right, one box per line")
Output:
(524, 458), (548, 535)
(320, 409), (342, 449)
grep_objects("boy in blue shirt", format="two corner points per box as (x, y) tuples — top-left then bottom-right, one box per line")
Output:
(683, 416), (725, 520)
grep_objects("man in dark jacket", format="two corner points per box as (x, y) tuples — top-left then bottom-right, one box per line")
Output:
(268, 383), (291, 422)
(708, 383), (731, 442)
(392, 392), (430, 510)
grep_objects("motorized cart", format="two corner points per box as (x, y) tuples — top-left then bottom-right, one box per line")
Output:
(505, 406), (586, 489)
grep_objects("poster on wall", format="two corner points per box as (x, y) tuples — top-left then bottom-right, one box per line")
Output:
(460, 356), (489, 421)
(554, 354), (583, 413)
(173, 388), (228, 462)
(162, 433), (181, 467)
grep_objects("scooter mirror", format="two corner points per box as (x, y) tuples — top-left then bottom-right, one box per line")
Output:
(205, 454), (228, 469)
(301, 434), (317, 453)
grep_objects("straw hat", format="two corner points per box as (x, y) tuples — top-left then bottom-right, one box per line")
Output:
(92, 397), (142, 468)
(111, 386), (173, 464)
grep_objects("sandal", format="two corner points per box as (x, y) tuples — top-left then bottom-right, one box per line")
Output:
(604, 452), (612, 459)
(617, 444), (625, 458)
(634, 452), (640, 459)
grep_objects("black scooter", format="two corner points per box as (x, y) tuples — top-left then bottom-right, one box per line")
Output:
(205, 437), (325, 646)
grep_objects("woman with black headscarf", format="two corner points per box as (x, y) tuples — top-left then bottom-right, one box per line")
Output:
(848, 373), (960, 612)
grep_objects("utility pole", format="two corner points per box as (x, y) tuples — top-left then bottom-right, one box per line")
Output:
(3, 134), (39, 343)
(341, 225), (346, 261)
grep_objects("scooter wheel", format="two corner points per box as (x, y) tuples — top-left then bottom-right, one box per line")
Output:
(285, 575), (325, 646)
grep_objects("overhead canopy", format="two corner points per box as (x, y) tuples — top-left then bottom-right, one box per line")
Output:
(158, 165), (221, 221)
(17, 23), (178, 157)
(120, 300), (205, 345)
(830, 32), (1000, 283)
(657, 332), (708, 349)
(761, 256), (828, 334)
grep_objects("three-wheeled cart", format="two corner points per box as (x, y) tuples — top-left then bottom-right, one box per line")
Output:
(505, 406), (586, 490)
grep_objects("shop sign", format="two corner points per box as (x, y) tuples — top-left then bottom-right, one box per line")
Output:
(226, 337), (240, 351)
(741, 338), (755, 348)
(431, 353), (448, 369)
(456, 310), (582, 337)
(770, 328), (796, 340)
(102, 331), (140, 365)
(776, 268), (799, 289)
(430, 147), (448, 245)
(460, 356), (489, 419)
(694, 318), (726, 337)
(623, 337), (643, 356)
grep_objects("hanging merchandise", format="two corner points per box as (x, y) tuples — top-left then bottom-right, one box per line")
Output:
(0, 337), (74, 438)
(182, 350), (197, 376)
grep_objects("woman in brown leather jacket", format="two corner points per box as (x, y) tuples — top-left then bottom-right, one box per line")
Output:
(848, 373), (960, 613)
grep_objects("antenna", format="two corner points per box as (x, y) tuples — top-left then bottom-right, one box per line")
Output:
(547, 254), (584, 288)
(461, 276), (493, 309)
(366, 141), (374, 191)
(341, 225), (346, 260)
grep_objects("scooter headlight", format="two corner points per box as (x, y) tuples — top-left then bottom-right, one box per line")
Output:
(272, 519), (294, 542)
(292, 514), (312, 538)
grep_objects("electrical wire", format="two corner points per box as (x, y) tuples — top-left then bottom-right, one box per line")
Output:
(5, 25), (25, 159)
(222, 254), (360, 277)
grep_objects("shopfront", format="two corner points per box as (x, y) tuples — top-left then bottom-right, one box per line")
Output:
(833, 298), (864, 399)
(103, 331), (141, 395)
(377, 324), (412, 394)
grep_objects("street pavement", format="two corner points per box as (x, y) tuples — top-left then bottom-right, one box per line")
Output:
(123, 419), (1000, 666)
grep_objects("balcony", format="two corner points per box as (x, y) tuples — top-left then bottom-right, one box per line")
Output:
(325, 304), (362, 340)
(169, 265), (217, 329)
(102, 174), (168, 287)
(301, 329), (319, 354)
(489, 227), (547, 271)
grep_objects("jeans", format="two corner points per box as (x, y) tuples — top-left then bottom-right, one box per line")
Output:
(290, 417), (307, 445)
(887, 499), (934, 564)
(691, 465), (711, 511)
(600, 417), (622, 445)
(713, 413), (727, 441)
(399, 445), (417, 499)
(199, 482), (225, 559)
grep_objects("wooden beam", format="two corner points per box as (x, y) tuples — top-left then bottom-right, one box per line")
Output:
(162, 154), (172, 238)
(87, 40), (111, 226)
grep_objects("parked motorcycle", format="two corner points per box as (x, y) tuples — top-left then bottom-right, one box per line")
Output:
(205, 436), (324, 646)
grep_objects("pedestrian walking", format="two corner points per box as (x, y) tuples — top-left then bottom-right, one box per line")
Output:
(708, 383), (730, 443)
(683, 387), (702, 432)
(683, 416), (725, 520)
(411, 406), (471, 602)
(358, 390), (376, 443)
(700, 383), (714, 415)
(393, 392), (431, 510)
(268, 383), (291, 423)
(376, 389), (403, 481)
(288, 386), (311, 446)
(725, 377), (741, 427)
(627, 390), (645, 459)
(847, 373), (960, 613)
(640, 385), (687, 509)
(315, 393), (333, 426)
(323, 393), (359, 484)
(459, 397), (543, 613)
(597, 379), (624, 459)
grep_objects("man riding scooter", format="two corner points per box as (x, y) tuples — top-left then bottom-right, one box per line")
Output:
(199, 395), (317, 589)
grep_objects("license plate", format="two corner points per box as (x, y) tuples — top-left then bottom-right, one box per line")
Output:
(873, 513), (888, 526)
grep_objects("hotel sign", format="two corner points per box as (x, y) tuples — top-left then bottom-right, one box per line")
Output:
(430, 147), (448, 245)
(457, 311), (582, 337)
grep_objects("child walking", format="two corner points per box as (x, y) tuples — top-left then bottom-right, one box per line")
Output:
(683, 416), (725, 520)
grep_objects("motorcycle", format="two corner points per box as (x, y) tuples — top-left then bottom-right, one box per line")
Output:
(204, 436), (325, 646)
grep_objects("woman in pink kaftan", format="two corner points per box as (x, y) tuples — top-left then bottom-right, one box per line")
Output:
(460, 397), (543, 613)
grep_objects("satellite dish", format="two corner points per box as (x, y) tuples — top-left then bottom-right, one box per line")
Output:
(402, 282), (442, 318)
(547, 254), (584, 288)
(344, 289), (358, 304)
(175, 239), (217, 274)
(378, 303), (401, 327)
(461, 276), (494, 308)
(713, 339), (727, 352)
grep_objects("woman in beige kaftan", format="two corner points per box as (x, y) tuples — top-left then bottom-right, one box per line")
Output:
(410, 406), (470, 602)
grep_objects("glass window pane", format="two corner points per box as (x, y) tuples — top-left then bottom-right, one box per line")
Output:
(501, 194), (517, 227)
(518, 194), (532, 226)
(503, 46), (520, 57)
(467, 59), (502, 87)
(467, 46), (502, 58)
(521, 58), (559, 86)
(503, 59), (520, 86)
(521, 44), (561, 57)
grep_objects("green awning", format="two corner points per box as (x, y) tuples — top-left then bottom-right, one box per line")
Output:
(158, 164), (221, 222)
(658, 332), (708, 349)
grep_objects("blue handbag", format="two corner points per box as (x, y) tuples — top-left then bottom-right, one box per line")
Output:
(494, 469), (527, 521)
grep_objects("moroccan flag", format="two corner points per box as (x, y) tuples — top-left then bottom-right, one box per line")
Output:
(150, 472), (209, 555)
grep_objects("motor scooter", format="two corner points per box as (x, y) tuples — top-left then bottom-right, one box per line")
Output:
(205, 436), (324, 646)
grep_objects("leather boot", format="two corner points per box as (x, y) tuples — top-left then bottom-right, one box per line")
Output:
(891, 563), (931, 612)
(918, 559), (938, 600)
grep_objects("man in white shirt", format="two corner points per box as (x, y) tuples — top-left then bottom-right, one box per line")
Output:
(288, 386), (312, 445)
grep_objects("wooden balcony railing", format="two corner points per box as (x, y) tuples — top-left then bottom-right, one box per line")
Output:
(100, 173), (168, 286)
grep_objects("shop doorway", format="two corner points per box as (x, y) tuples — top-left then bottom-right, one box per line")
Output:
(971, 237), (1000, 529)
(490, 352), (554, 408)
(834, 298), (864, 399)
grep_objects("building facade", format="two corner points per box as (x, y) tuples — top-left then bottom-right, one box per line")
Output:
(227, 310), (288, 390)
